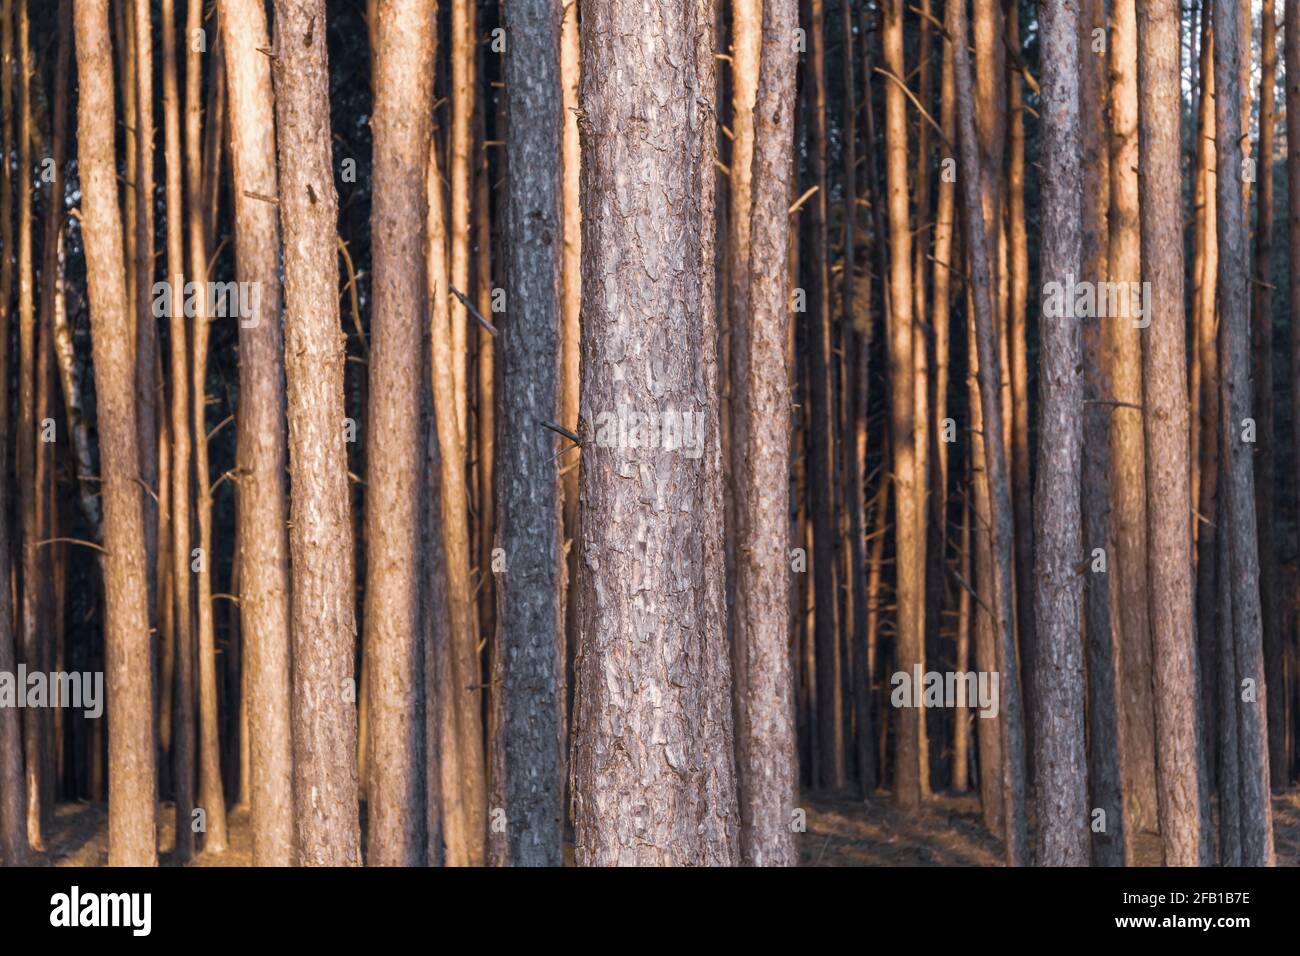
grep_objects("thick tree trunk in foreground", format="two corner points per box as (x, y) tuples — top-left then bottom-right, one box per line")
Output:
(490, 0), (566, 868)
(1213, 0), (1275, 865)
(950, 0), (1028, 866)
(271, 0), (361, 866)
(222, 0), (295, 867)
(572, 0), (739, 866)
(1137, 0), (1202, 866)
(364, 0), (435, 868)
(74, 0), (158, 867)
(1287, 0), (1300, 792)
(731, 0), (798, 867)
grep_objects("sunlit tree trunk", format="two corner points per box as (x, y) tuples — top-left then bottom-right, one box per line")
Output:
(362, 0), (435, 868)
(74, 0), (159, 867)
(222, 0), (295, 867)
(1138, 0), (1203, 866)
(271, 0), (361, 866)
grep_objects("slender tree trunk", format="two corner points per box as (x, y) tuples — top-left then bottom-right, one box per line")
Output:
(0, 0), (24, 862)
(1254, 0), (1286, 791)
(1287, 0), (1300, 796)
(221, 0), (295, 867)
(1213, 0), (1276, 865)
(804, 0), (844, 792)
(949, 0), (1028, 865)
(362, 0), (435, 868)
(729, 0), (799, 866)
(186, 0), (226, 854)
(74, 0), (159, 866)
(1032, 0), (1088, 868)
(883, 0), (921, 808)
(450, 0), (472, 435)
(572, 0), (739, 866)
(489, 0), (566, 868)
(1107, 0), (1159, 843)
(270, 0), (361, 866)
(1138, 0), (1203, 866)
(1079, 0), (1123, 867)
(426, 129), (487, 868)
(133, 0), (158, 686)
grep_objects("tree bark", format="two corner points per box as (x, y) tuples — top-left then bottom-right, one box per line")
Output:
(1138, 0), (1203, 866)
(490, 0), (566, 868)
(74, 0), (159, 867)
(271, 0), (361, 866)
(571, 0), (739, 866)
(1213, 0), (1276, 865)
(730, 0), (799, 866)
(362, 0), (435, 868)
(222, 0), (295, 867)
(949, 0), (1028, 865)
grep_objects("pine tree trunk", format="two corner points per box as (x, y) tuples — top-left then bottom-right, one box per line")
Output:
(1138, 0), (1203, 866)
(221, 0), (295, 867)
(490, 0), (566, 868)
(729, 0), (799, 866)
(571, 0), (739, 866)
(1032, 0), (1088, 868)
(1212, 0), (1276, 865)
(362, 0), (435, 867)
(883, 0), (922, 808)
(271, 0), (361, 866)
(1254, 0), (1286, 791)
(74, 0), (159, 866)
(949, 0), (1028, 865)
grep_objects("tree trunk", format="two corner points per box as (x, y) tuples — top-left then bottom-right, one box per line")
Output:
(1032, 0), (1088, 868)
(883, 0), (921, 809)
(1213, 0), (1276, 865)
(1254, 0), (1286, 791)
(270, 0), (361, 866)
(362, 0), (435, 868)
(571, 0), (739, 866)
(74, 0), (159, 866)
(1138, 0), (1203, 866)
(426, 128), (487, 868)
(489, 0), (566, 868)
(729, 0), (799, 866)
(949, 0), (1028, 865)
(221, 0), (295, 867)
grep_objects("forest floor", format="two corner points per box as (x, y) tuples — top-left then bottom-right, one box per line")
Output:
(25, 789), (1300, 866)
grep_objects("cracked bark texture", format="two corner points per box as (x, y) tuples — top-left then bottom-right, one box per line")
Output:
(731, 0), (798, 867)
(271, 0), (361, 866)
(571, 0), (740, 866)
(490, 0), (566, 868)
